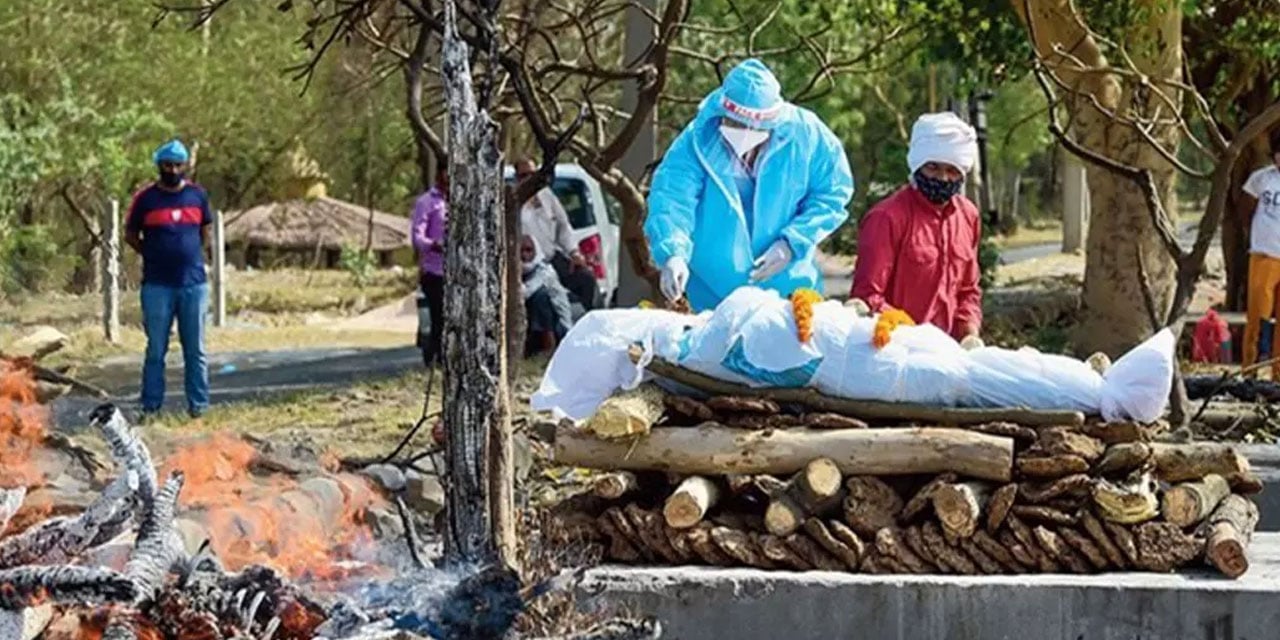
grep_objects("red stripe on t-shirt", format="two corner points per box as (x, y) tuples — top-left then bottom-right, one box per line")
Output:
(142, 206), (203, 227)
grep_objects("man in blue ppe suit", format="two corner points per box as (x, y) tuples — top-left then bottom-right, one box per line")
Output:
(645, 58), (854, 311)
(124, 139), (213, 420)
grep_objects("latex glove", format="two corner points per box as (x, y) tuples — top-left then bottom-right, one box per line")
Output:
(960, 334), (985, 351)
(749, 239), (793, 283)
(660, 256), (689, 302)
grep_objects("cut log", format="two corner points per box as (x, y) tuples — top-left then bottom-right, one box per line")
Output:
(1058, 527), (1109, 570)
(1016, 454), (1089, 479)
(1150, 443), (1250, 483)
(903, 526), (944, 572)
(625, 505), (683, 563)
(900, 473), (956, 523)
(764, 458), (844, 536)
(631, 346), (1084, 427)
(804, 519), (862, 570)
(985, 483), (1018, 534)
(804, 413), (869, 430)
(585, 383), (666, 440)
(593, 472), (639, 500)
(921, 521), (977, 574)
(1007, 514), (1061, 572)
(756, 534), (811, 571)
(1227, 472), (1264, 495)
(0, 566), (137, 610)
(1092, 471), (1159, 524)
(931, 481), (990, 539)
(1033, 428), (1104, 463)
(664, 526), (696, 562)
(972, 530), (1026, 573)
(684, 524), (735, 566)
(602, 508), (651, 562)
(1010, 505), (1079, 526)
(596, 515), (640, 562)
(826, 520), (868, 567)
(959, 537), (1004, 574)
(1080, 421), (1155, 444)
(1202, 494), (1259, 578)
(1103, 521), (1140, 566)
(1162, 474), (1231, 528)
(966, 422), (1038, 443)
(705, 396), (781, 414)
(663, 395), (715, 421)
(996, 529), (1038, 569)
(1019, 474), (1094, 503)
(874, 528), (929, 573)
(663, 476), (721, 529)
(842, 476), (904, 538)
(555, 423), (1015, 481)
(1134, 521), (1202, 573)
(1093, 442), (1153, 476)
(784, 533), (845, 571)
(1080, 510), (1128, 568)
(1033, 526), (1090, 573)
(726, 413), (802, 430)
(710, 527), (772, 569)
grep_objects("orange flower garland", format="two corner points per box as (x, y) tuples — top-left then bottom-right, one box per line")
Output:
(790, 288), (824, 343)
(872, 308), (916, 349)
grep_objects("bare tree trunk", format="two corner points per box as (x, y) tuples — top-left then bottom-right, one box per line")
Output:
(440, 0), (516, 569)
(1014, 0), (1183, 357)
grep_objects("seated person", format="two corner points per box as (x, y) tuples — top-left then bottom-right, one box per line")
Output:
(515, 158), (600, 310)
(521, 235), (574, 356)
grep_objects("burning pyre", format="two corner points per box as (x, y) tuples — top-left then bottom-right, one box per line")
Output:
(0, 359), (658, 640)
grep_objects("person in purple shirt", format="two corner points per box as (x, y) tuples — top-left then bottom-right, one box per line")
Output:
(124, 139), (212, 420)
(411, 165), (448, 368)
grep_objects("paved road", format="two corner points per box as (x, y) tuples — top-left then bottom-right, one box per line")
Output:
(51, 346), (424, 431)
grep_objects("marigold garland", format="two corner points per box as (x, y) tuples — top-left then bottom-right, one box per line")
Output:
(790, 288), (824, 343)
(872, 308), (916, 349)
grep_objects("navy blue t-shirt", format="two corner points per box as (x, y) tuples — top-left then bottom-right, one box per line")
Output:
(126, 182), (212, 287)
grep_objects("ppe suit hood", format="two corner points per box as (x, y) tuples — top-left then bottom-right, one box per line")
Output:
(698, 59), (791, 131)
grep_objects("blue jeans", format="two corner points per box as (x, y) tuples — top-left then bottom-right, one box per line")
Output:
(140, 283), (209, 414)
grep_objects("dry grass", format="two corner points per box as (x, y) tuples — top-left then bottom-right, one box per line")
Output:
(135, 355), (551, 458)
(0, 268), (416, 366)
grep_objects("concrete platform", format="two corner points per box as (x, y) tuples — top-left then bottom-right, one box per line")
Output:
(582, 533), (1280, 640)
(1240, 444), (1280, 531)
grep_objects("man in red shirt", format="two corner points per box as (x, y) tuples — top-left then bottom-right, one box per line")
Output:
(851, 112), (982, 343)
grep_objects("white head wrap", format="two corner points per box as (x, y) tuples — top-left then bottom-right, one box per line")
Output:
(906, 112), (978, 175)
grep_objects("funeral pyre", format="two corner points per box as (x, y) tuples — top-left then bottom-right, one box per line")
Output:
(0, 357), (655, 640)
(546, 349), (1263, 579)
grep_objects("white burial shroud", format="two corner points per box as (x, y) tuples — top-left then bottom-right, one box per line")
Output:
(531, 287), (1174, 425)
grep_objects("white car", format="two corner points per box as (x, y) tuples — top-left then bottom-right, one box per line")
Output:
(504, 163), (621, 307)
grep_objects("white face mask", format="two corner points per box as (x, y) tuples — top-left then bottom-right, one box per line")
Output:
(719, 125), (769, 158)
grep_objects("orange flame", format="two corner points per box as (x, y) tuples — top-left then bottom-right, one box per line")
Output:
(160, 433), (382, 581)
(0, 360), (48, 488)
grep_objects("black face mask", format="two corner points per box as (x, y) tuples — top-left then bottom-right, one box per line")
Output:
(158, 170), (184, 188)
(913, 168), (963, 205)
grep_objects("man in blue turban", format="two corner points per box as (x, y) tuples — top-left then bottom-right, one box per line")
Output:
(124, 138), (213, 420)
(645, 58), (854, 311)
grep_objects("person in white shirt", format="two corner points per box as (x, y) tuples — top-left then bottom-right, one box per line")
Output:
(1240, 131), (1280, 377)
(514, 159), (600, 311)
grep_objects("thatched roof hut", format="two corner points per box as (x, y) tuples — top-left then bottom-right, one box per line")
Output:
(224, 196), (410, 253)
(222, 146), (411, 268)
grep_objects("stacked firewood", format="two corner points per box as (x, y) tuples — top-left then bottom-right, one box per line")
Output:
(548, 364), (1262, 579)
